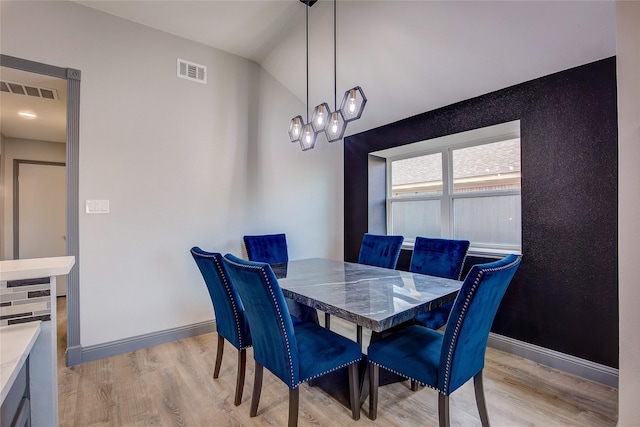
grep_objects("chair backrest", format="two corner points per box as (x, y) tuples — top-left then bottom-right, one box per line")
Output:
(357, 233), (404, 269)
(409, 237), (470, 280)
(222, 253), (300, 388)
(190, 247), (250, 350)
(243, 233), (288, 264)
(439, 254), (521, 394)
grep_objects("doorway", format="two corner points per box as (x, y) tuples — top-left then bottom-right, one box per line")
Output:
(1, 54), (81, 366)
(14, 160), (67, 296)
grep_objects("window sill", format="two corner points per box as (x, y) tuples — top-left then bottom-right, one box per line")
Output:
(467, 248), (522, 258)
(402, 242), (521, 259)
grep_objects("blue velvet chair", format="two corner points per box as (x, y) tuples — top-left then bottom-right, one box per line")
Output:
(190, 247), (251, 406)
(243, 233), (319, 325)
(243, 233), (288, 264)
(357, 233), (404, 269)
(222, 254), (362, 427)
(367, 254), (522, 426)
(410, 237), (470, 331)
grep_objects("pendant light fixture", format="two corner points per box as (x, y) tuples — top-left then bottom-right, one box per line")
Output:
(289, 0), (317, 151)
(289, 0), (366, 150)
(340, 86), (367, 122)
(324, 0), (346, 142)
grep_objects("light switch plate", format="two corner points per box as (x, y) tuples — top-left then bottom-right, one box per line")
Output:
(86, 199), (109, 214)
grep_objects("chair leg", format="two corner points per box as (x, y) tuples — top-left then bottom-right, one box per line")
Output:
(234, 349), (246, 406)
(288, 388), (299, 427)
(348, 363), (360, 420)
(474, 371), (490, 427)
(213, 335), (224, 379)
(368, 363), (379, 420)
(438, 393), (450, 427)
(410, 379), (419, 391)
(359, 362), (370, 407)
(324, 312), (331, 329)
(250, 362), (263, 417)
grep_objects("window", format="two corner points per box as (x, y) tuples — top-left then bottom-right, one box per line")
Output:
(383, 122), (521, 254)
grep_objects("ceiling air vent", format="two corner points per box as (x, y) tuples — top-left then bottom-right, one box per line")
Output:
(0, 80), (59, 100)
(177, 58), (207, 84)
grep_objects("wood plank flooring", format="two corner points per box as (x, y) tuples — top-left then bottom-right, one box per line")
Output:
(56, 298), (618, 426)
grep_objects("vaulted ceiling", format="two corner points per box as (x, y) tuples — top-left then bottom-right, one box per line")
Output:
(76, 0), (617, 136)
(2, 1), (617, 142)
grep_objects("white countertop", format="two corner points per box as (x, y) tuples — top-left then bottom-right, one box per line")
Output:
(0, 321), (42, 404)
(0, 256), (75, 282)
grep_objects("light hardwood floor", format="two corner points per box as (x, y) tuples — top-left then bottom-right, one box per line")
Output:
(56, 298), (617, 426)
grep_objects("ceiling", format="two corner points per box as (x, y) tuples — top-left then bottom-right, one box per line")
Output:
(0, 67), (67, 143)
(76, 0), (302, 64)
(1, 1), (617, 143)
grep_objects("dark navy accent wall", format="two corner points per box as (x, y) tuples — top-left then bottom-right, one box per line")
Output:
(344, 57), (618, 368)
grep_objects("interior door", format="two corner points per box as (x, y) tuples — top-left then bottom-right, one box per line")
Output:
(17, 161), (66, 296)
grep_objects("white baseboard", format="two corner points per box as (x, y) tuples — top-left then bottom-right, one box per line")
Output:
(488, 332), (618, 388)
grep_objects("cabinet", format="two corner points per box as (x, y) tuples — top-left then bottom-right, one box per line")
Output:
(1, 256), (74, 426)
(1, 358), (31, 427)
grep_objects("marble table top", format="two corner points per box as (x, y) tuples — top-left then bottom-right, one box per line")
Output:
(274, 258), (462, 332)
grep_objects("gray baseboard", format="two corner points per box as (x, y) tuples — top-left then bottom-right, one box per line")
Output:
(65, 345), (83, 366)
(78, 321), (216, 364)
(67, 321), (618, 390)
(488, 332), (619, 388)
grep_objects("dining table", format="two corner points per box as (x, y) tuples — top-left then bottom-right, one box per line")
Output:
(270, 257), (463, 407)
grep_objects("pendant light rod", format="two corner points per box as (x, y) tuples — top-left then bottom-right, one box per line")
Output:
(333, 0), (337, 110)
(306, 2), (309, 122)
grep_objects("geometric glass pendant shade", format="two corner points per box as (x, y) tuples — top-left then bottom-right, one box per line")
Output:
(311, 102), (331, 133)
(289, 115), (304, 143)
(300, 123), (317, 151)
(340, 86), (367, 122)
(325, 110), (346, 142)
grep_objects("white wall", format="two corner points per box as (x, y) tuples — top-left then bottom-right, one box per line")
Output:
(0, 1), (342, 348)
(0, 138), (66, 259)
(251, 68), (344, 259)
(617, 1), (640, 424)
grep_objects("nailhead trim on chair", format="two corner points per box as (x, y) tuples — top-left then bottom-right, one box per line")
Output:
(369, 360), (441, 393)
(442, 272), (479, 394)
(256, 265), (360, 388)
(258, 266), (297, 388)
(371, 256), (521, 396)
(224, 257), (361, 389)
(442, 256), (521, 394)
(299, 359), (361, 385)
(191, 249), (251, 350)
(456, 252), (469, 280)
(215, 255), (251, 350)
(223, 258), (298, 388)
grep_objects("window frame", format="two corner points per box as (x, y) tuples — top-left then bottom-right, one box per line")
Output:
(385, 131), (522, 255)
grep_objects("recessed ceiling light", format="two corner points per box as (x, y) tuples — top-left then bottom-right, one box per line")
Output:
(19, 111), (37, 118)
